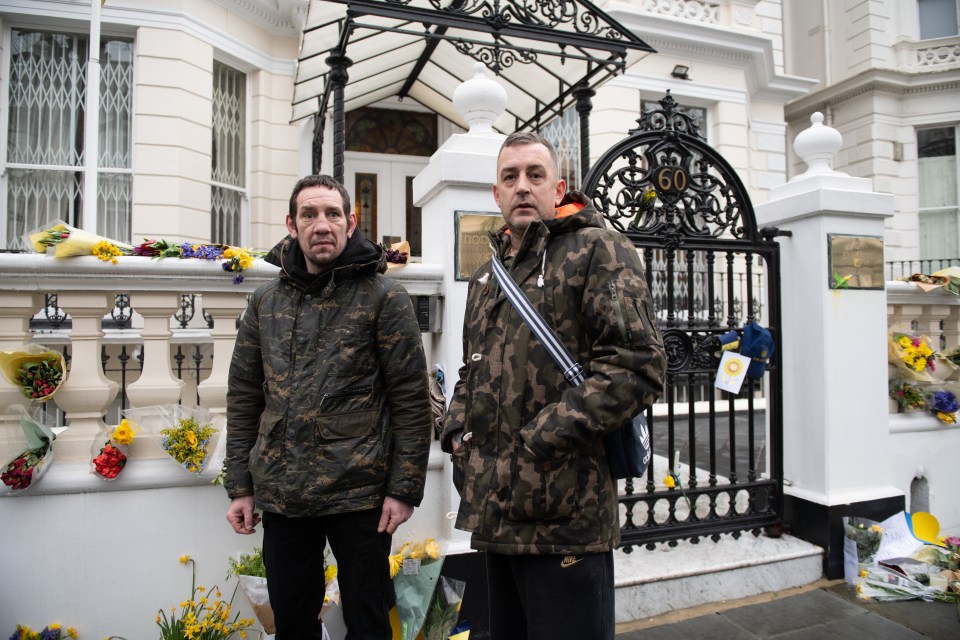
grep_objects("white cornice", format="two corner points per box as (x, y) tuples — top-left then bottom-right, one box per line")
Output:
(0, 0), (298, 75)
(605, 2), (817, 104)
(784, 67), (960, 121)
(211, 0), (308, 35)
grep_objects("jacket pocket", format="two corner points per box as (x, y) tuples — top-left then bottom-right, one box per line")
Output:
(451, 439), (471, 497)
(249, 409), (284, 486)
(506, 449), (580, 523)
(313, 408), (386, 492)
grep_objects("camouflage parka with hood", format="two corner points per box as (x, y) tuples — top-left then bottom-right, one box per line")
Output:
(441, 192), (666, 555)
(224, 232), (432, 517)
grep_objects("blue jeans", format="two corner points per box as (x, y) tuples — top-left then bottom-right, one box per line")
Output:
(262, 508), (393, 640)
(486, 551), (615, 640)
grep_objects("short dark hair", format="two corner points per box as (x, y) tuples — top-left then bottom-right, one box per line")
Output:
(498, 131), (560, 173)
(288, 174), (352, 219)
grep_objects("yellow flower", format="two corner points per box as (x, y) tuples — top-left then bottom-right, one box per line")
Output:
(324, 563), (338, 583)
(859, 569), (868, 578)
(389, 552), (404, 578)
(870, 525), (882, 533)
(186, 430), (198, 447)
(67, 629), (77, 640)
(180, 555), (191, 564)
(423, 538), (440, 560)
(111, 419), (135, 445)
(664, 474), (676, 489)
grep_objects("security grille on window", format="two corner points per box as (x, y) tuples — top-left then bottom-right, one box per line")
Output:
(211, 61), (246, 247)
(3, 29), (133, 250)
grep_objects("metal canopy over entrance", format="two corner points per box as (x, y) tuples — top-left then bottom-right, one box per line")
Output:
(294, 0), (655, 178)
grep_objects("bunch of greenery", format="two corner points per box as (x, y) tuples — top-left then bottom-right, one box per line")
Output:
(227, 547), (267, 580)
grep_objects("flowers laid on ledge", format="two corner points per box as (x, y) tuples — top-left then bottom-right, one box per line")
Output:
(381, 240), (410, 266)
(1, 408), (58, 495)
(0, 346), (66, 401)
(26, 221), (263, 284)
(928, 389), (959, 424)
(90, 419), (136, 481)
(889, 380), (926, 411)
(123, 405), (220, 476)
(7, 623), (79, 639)
(888, 330), (936, 381)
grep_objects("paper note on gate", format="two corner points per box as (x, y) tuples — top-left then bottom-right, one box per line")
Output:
(715, 351), (750, 394)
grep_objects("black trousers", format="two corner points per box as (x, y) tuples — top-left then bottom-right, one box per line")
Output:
(486, 550), (615, 640)
(262, 508), (393, 640)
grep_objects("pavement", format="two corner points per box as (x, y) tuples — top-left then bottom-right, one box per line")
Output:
(615, 579), (960, 639)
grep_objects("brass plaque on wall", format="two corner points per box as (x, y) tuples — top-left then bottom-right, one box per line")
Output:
(827, 234), (884, 290)
(455, 211), (504, 281)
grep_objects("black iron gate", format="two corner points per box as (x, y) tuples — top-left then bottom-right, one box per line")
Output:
(582, 92), (784, 549)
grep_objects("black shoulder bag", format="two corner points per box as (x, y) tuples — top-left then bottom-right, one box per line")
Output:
(490, 251), (651, 479)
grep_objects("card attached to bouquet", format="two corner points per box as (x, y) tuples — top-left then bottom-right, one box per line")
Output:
(715, 352), (750, 394)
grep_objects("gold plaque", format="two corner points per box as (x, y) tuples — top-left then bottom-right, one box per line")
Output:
(827, 234), (884, 290)
(455, 211), (504, 281)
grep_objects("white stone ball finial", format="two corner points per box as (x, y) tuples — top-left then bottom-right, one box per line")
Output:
(452, 62), (507, 134)
(793, 111), (844, 178)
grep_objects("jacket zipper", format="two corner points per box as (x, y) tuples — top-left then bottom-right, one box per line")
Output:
(608, 281), (632, 343)
(317, 385), (373, 408)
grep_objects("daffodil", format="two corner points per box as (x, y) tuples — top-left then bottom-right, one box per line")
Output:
(663, 474), (676, 489)
(111, 419), (135, 445)
(389, 552), (404, 578)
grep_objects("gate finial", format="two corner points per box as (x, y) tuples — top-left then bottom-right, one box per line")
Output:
(791, 112), (845, 180)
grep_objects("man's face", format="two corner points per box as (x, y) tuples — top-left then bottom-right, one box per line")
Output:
(493, 142), (566, 238)
(286, 185), (356, 274)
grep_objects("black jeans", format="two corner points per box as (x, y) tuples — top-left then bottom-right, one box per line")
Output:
(486, 551), (615, 640)
(262, 508), (393, 640)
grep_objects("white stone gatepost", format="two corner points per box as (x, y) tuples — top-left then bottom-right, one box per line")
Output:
(412, 63), (507, 552)
(755, 113), (901, 578)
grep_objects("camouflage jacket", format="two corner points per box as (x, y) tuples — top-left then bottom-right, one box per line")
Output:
(441, 192), (666, 554)
(224, 233), (432, 516)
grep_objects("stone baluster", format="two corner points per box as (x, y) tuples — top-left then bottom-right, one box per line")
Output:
(52, 291), (120, 461)
(126, 292), (185, 407)
(0, 292), (43, 455)
(196, 292), (248, 414)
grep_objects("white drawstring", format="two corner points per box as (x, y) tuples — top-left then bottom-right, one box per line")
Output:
(537, 251), (546, 288)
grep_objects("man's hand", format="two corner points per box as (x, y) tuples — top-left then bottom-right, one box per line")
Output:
(226, 495), (261, 534)
(378, 496), (414, 534)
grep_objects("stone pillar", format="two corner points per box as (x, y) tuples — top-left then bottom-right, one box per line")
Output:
(196, 292), (248, 415)
(0, 293), (43, 456)
(126, 292), (184, 407)
(413, 62), (507, 549)
(53, 291), (120, 461)
(755, 113), (901, 579)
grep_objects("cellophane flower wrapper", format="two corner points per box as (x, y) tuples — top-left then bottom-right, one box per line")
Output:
(857, 565), (940, 602)
(238, 574), (276, 635)
(0, 344), (66, 402)
(421, 575), (466, 640)
(392, 539), (446, 640)
(26, 219), (133, 258)
(843, 516), (884, 584)
(887, 327), (937, 383)
(0, 406), (57, 496)
(122, 404), (222, 476)
(89, 419), (137, 481)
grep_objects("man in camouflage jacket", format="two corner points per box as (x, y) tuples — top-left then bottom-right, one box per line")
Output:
(441, 133), (666, 639)
(225, 174), (432, 639)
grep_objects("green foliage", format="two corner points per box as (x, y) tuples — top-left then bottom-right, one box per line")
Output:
(227, 547), (267, 579)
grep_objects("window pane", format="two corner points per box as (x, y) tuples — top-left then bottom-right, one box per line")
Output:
(346, 108), (437, 156)
(99, 173), (132, 243)
(212, 61), (246, 188)
(6, 168), (83, 246)
(405, 176), (421, 257)
(211, 186), (242, 246)
(919, 0), (959, 39)
(541, 108), (581, 190)
(917, 126), (959, 259)
(99, 38), (134, 169)
(8, 29), (86, 166)
(355, 173), (378, 243)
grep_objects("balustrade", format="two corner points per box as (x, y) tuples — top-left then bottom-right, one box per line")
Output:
(0, 252), (444, 493)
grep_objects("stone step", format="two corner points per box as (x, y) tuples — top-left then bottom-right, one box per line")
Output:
(614, 533), (824, 625)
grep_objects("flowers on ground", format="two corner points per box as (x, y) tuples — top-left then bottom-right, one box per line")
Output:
(160, 415), (217, 475)
(843, 516), (883, 570)
(155, 556), (254, 640)
(7, 623), (78, 639)
(91, 419), (136, 480)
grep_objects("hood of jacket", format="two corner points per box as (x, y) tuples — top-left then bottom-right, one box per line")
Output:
(491, 190), (604, 259)
(264, 229), (386, 291)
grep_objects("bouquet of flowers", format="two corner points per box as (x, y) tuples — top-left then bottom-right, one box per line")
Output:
(7, 623), (78, 639)
(27, 220), (134, 259)
(889, 380), (926, 411)
(927, 389), (959, 424)
(155, 556), (254, 640)
(843, 516), (883, 584)
(122, 404), (221, 476)
(1, 407), (59, 495)
(133, 239), (263, 284)
(421, 575), (466, 640)
(0, 345), (66, 401)
(90, 419), (136, 480)
(390, 538), (445, 640)
(381, 240), (410, 266)
(228, 547), (275, 635)
(888, 329), (937, 382)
